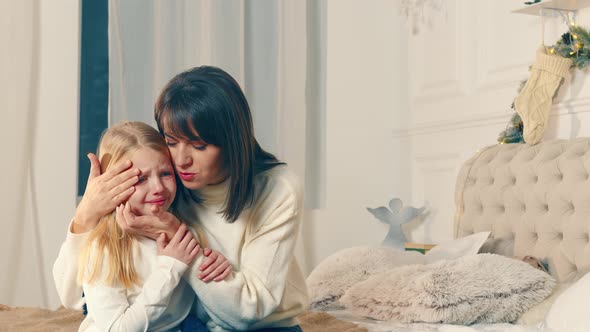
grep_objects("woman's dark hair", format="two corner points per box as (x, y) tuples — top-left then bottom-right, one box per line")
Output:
(154, 66), (284, 223)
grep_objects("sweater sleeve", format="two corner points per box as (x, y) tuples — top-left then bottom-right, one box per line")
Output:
(83, 251), (188, 332)
(52, 220), (88, 310)
(185, 186), (303, 330)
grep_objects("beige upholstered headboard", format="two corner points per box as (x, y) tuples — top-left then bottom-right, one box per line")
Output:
(455, 138), (590, 283)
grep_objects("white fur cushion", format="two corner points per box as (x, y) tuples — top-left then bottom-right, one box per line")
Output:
(306, 232), (490, 310)
(306, 247), (423, 310)
(341, 254), (555, 324)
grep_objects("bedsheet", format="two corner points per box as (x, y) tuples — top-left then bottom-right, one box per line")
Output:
(326, 310), (547, 332)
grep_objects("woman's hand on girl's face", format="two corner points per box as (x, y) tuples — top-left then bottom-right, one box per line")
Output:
(73, 153), (139, 233)
(198, 248), (233, 282)
(116, 202), (181, 240)
(156, 223), (200, 265)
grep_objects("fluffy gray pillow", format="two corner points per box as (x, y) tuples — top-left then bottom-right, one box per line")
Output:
(306, 232), (491, 310)
(306, 246), (423, 310)
(340, 254), (555, 324)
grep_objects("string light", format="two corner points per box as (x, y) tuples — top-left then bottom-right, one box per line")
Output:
(547, 23), (590, 69)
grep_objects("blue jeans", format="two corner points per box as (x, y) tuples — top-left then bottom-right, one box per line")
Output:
(180, 315), (209, 332)
(180, 315), (302, 332)
(251, 326), (303, 332)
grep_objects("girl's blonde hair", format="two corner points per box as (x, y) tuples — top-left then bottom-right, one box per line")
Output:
(78, 121), (175, 288)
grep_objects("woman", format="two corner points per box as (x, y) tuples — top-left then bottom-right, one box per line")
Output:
(54, 66), (308, 331)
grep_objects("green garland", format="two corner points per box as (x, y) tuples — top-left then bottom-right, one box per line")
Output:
(498, 80), (527, 144)
(549, 25), (590, 69)
(497, 112), (524, 144)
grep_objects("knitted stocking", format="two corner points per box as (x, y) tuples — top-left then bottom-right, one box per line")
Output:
(514, 46), (572, 145)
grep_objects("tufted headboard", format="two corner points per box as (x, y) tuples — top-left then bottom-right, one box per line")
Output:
(455, 138), (590, 283)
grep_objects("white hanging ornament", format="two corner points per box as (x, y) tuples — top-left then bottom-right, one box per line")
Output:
(399, 0), (445, 35)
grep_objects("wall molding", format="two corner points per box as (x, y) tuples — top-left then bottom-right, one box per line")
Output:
(394, 97), (590, 138)
(393, 111), (509, 138)
(476, 62), (528, 92)
(413, 81), (465, 105)
(414, 152), (461, 163)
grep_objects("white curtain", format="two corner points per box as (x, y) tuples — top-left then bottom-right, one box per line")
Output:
(109, 0), (319, 273)
(109, 0), (307, 169)
(1, 0), (81, 309)
(0, 0), (42, 306)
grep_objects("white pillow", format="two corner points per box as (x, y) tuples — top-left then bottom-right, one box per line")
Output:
(517, 281), (572, 325)
(543, 272), (590, 332)
(424, 231), (490, 263)
(306, 232), (490, 310)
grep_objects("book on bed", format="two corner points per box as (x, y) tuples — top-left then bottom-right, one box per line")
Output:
(404, 243), (436, 254)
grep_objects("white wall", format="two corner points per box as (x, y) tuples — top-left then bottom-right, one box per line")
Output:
(304, 0), (411, 269)
(403, 0), (590, 245)
(0, 0), (80, 309)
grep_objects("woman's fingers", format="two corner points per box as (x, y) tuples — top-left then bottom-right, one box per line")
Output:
(200, 256), (227, 281)
(214, 265), (233, 282)
(110, 177), (138, 206)
(117, 209), (182, 240)
(204, 260), (230, 282)
(214, 266), (232, 282)
(115, 186), (136, 206)
(111, 174), (138, 195)
(199, 254), (215, 271)
(106, 166), (139, 191)
(81, 157), (136, 222)
(199, 252), (220, 274)
(102, 159), (133, 183)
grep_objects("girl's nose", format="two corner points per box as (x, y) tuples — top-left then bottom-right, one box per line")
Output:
(151, 177), (164, 194)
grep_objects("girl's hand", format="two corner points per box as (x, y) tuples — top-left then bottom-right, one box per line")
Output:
(116, 202), (181, 240)
(198, 248), (233, 282)
(73, 153), (139, 233)
(156, 223), (200, 265)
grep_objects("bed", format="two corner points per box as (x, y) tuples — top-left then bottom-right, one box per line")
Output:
(311, 138), (590, 332)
